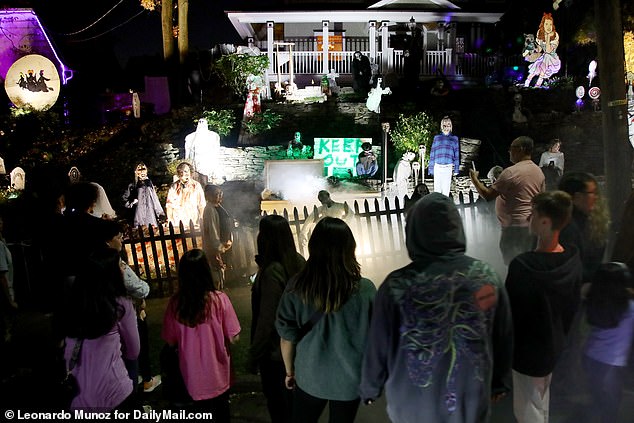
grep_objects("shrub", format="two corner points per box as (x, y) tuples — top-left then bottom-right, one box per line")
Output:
(242, 110), (282, 135)
(390, 112), (436, 160)
(213, 54), (270, 98)
(199, 109), (235, 136)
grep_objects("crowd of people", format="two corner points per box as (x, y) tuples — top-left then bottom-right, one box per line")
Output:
(1, 131), (633, 423)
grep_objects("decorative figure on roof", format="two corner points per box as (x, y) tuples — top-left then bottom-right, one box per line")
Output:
(524, 13), (561, 88)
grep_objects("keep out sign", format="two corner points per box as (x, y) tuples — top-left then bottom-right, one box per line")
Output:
(313, 138), (372, 177)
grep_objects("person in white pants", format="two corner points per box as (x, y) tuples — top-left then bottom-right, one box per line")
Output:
(428, 116), (460, 196)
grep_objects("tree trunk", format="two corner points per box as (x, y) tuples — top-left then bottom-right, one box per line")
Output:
(161, 0), (174, 62)
(594, 0), (632, 257)
(178, 0), (189, 66)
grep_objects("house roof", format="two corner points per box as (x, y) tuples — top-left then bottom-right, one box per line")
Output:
(0, 8), (73, 83)
(226, 0), (505, 39)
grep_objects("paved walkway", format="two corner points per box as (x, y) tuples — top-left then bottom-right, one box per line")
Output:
(3, 258), (634, 422)
(141, 280), (634, 423)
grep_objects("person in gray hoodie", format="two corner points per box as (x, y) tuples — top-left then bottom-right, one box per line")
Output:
(360, 192), (513, 423)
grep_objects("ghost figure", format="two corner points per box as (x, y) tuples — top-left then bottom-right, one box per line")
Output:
(587, 60), (597, 87)
(366, 76), (392, 113)
(185, 118), (222, 183)
(393, 151), (416, 199)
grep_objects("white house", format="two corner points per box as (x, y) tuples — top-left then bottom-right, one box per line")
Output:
(226, 0), (514, 84)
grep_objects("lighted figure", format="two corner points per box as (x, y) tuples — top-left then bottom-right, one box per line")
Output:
(352, 51), (372, 96)
(165, 162), (206, 227)
(512, 93), (529, 124)
(17, 72), (26, 89)
(366, 76), (391, 113)
(539, 139), (565, 191)
(587, 60), (597, 87)
(298, 190), (353, 250)
(327, 69), (340, 95)
(356, 151), (378, 177)
(524, 13), (561, 88)
(428, 116), (460, 196)
(132, 91), (141, 118)
(122, 163), (165, 227)
(244, 74), (264, 118)
(184, 118), (222, 183)
(36, 70), (53, 92)
(522, 34), (540, 63)
(393, 151), (416, 199)
(9, 167), (25, 190)
(25, 69), (36, 91)
(287, 131), (304, 158)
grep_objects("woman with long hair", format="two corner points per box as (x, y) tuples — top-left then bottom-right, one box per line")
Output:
(276, 217), (376, 423)
(162, 249), (240, 420)
(248, 215), (306, 423)
(61, 248), (140, 411)
(583, 262), (634, 423)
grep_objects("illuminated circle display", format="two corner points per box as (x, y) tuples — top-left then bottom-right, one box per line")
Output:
(588, 87), (601, 100)
(4, 54), (60, 111)
(575, 86), (585, 99)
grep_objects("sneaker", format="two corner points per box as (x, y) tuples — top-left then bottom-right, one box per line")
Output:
(143, 375), (162, 393)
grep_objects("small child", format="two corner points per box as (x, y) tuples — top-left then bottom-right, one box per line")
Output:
(583, 262), (634, 423)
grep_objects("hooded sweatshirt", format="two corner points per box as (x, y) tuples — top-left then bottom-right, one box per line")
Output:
(360, 193), (513, 423)
(505, 246), (582, 376)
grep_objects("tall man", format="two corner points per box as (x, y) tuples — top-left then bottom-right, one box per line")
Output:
(469, 136), (545, 265)
(428, 116), (460, 196)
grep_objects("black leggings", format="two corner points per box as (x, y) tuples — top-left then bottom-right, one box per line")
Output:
(292, 385), (359, 423)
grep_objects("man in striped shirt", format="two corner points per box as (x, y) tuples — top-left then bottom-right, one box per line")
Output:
(428, 116), (460, 196)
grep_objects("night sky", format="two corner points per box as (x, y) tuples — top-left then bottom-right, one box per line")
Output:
(4, 0), (600, 92)
(21, 0), (241, 91)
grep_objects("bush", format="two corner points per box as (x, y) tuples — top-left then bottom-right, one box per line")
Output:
(390, 112), (436, 159)
(200, 109), (236, 137)
(213, 54), (269, 98)
(242, 110), (282, 135)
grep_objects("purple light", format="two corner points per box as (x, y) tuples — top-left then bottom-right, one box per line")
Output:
(0, 9), (73, 85)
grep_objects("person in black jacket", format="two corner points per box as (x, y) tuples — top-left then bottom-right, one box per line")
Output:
(248, 215), (305, 423)
(506, 191), (582, 423)
(351, 51), (371, 96)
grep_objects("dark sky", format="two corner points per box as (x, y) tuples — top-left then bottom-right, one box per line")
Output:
(31, 0), (241, 68)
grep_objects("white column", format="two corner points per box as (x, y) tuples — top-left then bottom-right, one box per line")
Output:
(267, 21), (275, 75)
(369, 21), (377, 63)
(380, 21), (389, 74)
(322, 20), (330, 74)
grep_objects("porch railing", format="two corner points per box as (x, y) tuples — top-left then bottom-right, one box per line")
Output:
(268, 49), (501, 79)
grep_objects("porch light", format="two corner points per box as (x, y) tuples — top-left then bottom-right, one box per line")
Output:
(408, 17), (417, 31)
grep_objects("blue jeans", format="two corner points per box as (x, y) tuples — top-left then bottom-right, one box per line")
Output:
(582, 355), (626, 423)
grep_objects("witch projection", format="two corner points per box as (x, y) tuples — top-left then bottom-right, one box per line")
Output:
(524, 13), (561, 88)
(18, 69), (53, 92)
